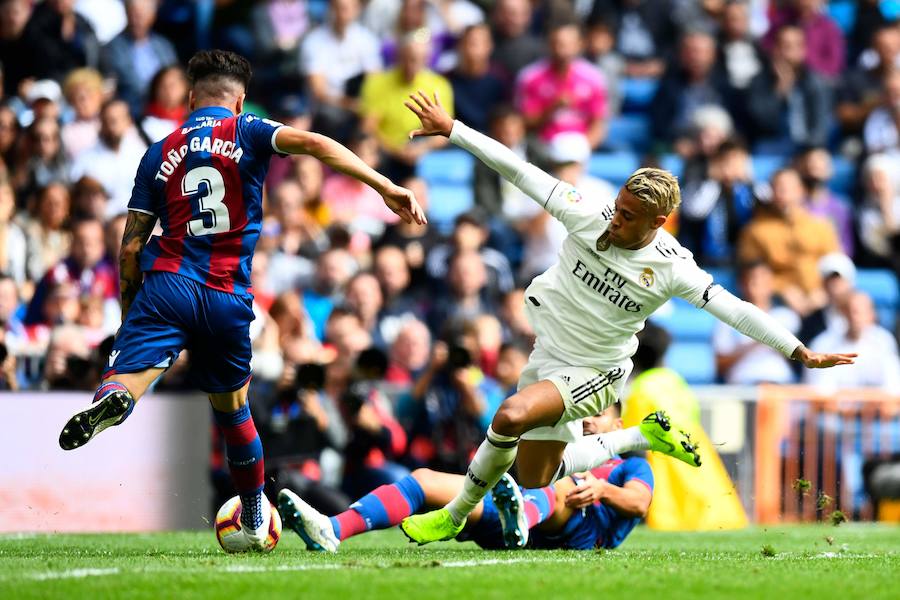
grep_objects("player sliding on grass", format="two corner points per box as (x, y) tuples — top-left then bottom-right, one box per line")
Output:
(399, 91), (858, 546)
(57, 50), (425, 551)
(280, 406), (653, 552)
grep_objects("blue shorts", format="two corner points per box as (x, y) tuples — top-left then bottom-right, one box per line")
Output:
(105, 271), (254, 393)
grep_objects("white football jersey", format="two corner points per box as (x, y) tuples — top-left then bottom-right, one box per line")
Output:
(523, 181), (723, 368)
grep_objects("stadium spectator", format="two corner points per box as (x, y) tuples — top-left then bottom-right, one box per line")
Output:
(42, 322), (98, 390)
(0, 0), (33, 97)
(70, 99), (147, 218)
(23, 182), (71, 282)
(494, 341), (529, 397)
(20, 0), (101, 82)
(713, 261), (799, 384)
(793, 146), (854, 256)
(426, 210), (514, 300)
(320, 131), (399, 239)
(406, 328), (504, 472)
(69, 175), (108, 221)
(836, 23), (900, 137)
(797, 252), (856, 344)
(857, 154), (900, 272)
(745, 25), (832, 152)
(862, 68), (900, 155)
(300, 0), (381, 140)
(103, 212), (127, 265)
(516, 22), (608, 149)
(679, 140), (756, 267)
(805, 291), (900, 393)
(12, 117), (70, 201)
(360, 31), (453, 181)
(764, 0), (845, 80)
(717, 0), (766, 90)
(363, 0), (482, 41)
(0, 105), (18, 169)
(74, 0), (127, 45)
(345, 271), (387, 347)
(304, 248), (358, 342)
(0, 182), (24, 287)
(385, 317), (431, 387)
(373, 244), (423, 325)
(737, 168), (840, 316)
(25, 218), (117, 327)
(268, 290), (325, 367)
(60, 68), (103, 160)
(250, 0), (310, 75)
(447, 23), (506, 134)
(473, 313), (503, 377)
(139, 65), (189, 143)
(102, 0), (178, 117)
(376, 177), (440, 290)
(379, 0), (455, 69)
(584, 17), (624, 116)
(588, 0), (678, 79)
(649, 29), (734, 145)
(489, 0), (544, 83)
(426, 250), (494, 333)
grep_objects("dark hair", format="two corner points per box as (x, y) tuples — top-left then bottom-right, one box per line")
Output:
(148, 65), (188, 104)
(488, 103), (520, 125)
(186, 50), (252, 96)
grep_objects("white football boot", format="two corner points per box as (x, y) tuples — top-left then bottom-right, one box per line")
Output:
(277, 488), (339, 552)
(241, 493), (273, 550)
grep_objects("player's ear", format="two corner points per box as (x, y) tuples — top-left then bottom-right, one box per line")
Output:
(235, 93), (245, 115)
(612, 417), (623, 431)
(650, 214), (667, 230)
(188, 90), (195, 111)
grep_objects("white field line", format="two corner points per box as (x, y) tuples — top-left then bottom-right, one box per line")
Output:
(28, 568), (120, 581)
(17, 556), (580, 582)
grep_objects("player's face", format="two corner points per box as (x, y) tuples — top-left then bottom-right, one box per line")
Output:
(608, 189), (662, 250)
(582, 407), (622, 435)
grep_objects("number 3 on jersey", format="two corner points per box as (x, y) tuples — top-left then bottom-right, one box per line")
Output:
(184, 166), (230, 236)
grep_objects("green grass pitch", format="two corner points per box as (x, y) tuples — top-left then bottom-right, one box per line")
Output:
(1, 524), (898, 599)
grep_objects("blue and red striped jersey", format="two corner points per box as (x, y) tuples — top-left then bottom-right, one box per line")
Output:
(128, 106), (284, 296)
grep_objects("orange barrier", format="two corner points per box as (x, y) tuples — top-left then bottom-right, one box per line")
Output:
(755, 386), (900, 523)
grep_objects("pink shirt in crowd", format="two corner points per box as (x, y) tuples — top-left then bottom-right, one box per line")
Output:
(516, 58), (607, 141)
(321, 175), (400, 225)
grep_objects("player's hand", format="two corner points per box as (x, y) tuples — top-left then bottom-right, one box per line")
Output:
(565, 472), (607, 509)
(405, 90), (454, 138)
(792, 345), (857, 369)
(382, 183), (427, 225)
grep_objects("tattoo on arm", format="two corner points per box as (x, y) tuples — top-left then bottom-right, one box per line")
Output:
(119, 211), (156, 319)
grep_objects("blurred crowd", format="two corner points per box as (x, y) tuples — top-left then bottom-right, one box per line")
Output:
(0, 0), (899, 506)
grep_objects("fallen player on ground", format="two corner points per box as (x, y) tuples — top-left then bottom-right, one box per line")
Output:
(278, 405), (653, 551)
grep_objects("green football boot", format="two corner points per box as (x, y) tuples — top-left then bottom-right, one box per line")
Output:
(639, 410), (702, 467)
(400, 509), (466, 545)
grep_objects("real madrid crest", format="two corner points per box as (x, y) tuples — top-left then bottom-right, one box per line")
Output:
(639, 267), (654, 288)
(596, 232), (611, 252)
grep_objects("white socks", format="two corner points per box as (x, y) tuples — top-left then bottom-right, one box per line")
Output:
(551, 426), (650, 483)
(446, 427), (519, 525)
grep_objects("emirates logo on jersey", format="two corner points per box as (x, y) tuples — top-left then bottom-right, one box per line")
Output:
(639, 268), (655, 288)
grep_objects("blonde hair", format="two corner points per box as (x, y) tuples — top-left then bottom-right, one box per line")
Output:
(62, 68), (104, 101)
(624, 168), (681, 216)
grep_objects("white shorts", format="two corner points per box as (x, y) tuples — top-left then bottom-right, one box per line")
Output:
(518, 346), (632, 444)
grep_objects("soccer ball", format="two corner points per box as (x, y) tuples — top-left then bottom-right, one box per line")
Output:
(214, 495), (282, 553)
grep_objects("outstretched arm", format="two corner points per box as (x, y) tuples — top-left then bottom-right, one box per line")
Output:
(274, 127), (426, 225)
(119, 210), (157, 321)
(404, 91), (560, 209)
(703, 290), (857, 369)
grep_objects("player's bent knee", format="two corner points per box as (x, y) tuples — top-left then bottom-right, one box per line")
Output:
(491, 402), (532, 437)
(411, 468), (434, 482)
